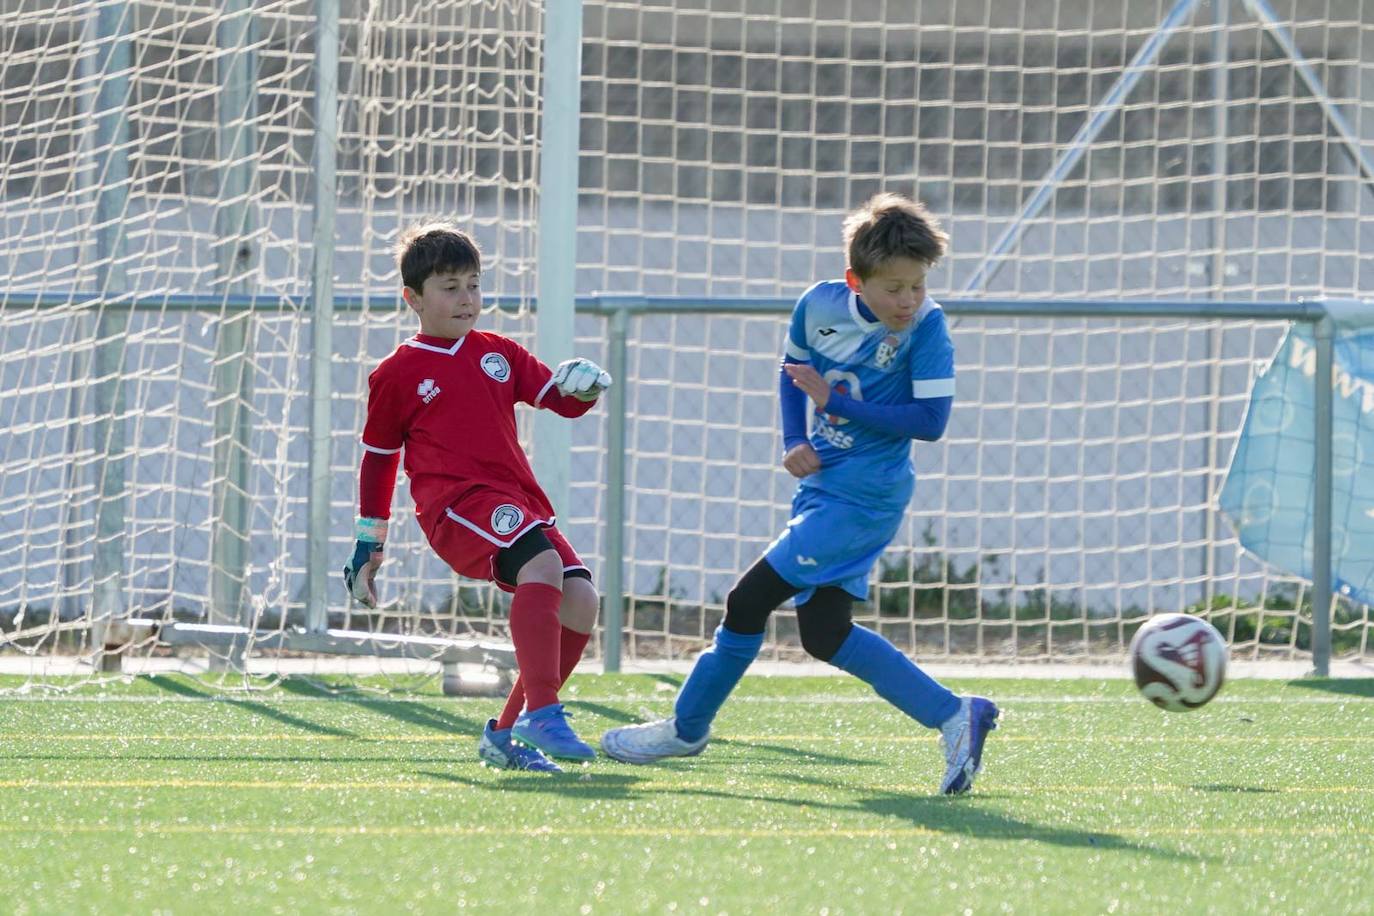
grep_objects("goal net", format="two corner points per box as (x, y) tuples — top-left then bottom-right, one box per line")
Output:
(0, 0), (545, 687)
(570, 0), (1374, 663)
(2, 0), (1371, 688)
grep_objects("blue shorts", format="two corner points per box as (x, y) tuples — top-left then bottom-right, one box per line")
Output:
(764, 485), (906, 606)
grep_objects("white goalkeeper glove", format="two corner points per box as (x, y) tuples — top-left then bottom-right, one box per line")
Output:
(552, 357), (612, 402)
(342, 518), (387, 609)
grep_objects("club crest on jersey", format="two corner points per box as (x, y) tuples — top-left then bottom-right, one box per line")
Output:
(490, 504), (524, 536)
(480, 353), (511, 382)
(875, 334), (901, 369)
(417, 378), (441, 403)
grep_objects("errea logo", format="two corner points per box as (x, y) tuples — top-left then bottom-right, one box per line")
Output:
(417, 378), (441, 404)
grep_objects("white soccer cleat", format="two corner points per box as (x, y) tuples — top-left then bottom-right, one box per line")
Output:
(939, 696), (1000, 795)
(600, 716), (709, 764)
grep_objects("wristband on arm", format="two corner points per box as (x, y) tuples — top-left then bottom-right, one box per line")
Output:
(355, 517), (388, 545)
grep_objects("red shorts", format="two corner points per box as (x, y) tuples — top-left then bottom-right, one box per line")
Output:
(426, 490), (587, 592)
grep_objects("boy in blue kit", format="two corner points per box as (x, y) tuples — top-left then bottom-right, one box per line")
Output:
(600, 193), (998, 794)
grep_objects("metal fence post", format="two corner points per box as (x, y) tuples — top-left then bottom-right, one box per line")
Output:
(1311, 315), (1334, 676)
(601, 302), (631, 672)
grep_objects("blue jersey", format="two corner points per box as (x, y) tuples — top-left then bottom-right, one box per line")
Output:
(784, 280), (955, 510)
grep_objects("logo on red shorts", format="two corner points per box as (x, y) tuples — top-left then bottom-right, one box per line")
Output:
(491, 504), (524, 536)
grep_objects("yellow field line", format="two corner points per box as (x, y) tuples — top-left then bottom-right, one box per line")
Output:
(0, 778), (1369, 794)
(0, 733), (445, 741)
(0, 823), (1367, 840)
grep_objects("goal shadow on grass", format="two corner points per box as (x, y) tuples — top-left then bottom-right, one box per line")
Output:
(274, 676), (486, 735)
(1285, 678), (1374, 699)
(139, 673), (359, 738)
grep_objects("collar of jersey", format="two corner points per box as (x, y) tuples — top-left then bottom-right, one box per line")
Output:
(847, 290), (887, 333)
(405, 334), (467, 355)
(846, 291), (936, 339)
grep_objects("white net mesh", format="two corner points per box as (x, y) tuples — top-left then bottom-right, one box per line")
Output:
(574, 0), (1374, 662)
(0, 0), (545, 685)
(2, 0), (1372, 686)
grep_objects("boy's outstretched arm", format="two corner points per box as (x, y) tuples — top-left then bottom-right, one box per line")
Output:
(513, 344), (611, 418)
(783, 362), (952, 442)
(343, 448), (399, 608)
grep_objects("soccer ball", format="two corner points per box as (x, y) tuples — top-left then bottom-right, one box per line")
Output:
(1129, 613), (1228, 711)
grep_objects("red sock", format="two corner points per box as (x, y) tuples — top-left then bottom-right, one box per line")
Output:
(506, 582), (564, 713)
(496, 625), (592, 730)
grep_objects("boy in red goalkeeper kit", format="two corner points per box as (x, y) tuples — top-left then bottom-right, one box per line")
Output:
(344, 221), (609, 772)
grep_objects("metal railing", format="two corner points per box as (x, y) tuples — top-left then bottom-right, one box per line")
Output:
(3, 291), (1337, 675)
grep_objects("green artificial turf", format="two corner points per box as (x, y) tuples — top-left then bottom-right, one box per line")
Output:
(2, 674), (1371, 914)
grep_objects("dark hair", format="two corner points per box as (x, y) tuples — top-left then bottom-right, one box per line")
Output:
(394, 220), (482, 292)
(842, 193), (948, 279)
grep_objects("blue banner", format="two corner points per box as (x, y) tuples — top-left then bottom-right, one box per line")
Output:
(1218, 300), (1374, 605)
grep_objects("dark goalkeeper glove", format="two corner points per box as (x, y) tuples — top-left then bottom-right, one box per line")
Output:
(342, 518), (387, 609)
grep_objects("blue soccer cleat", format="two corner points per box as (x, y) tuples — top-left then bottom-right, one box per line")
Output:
(511, 703), (596, 761)
(600, 717), (710, 764)
(939, 696), (999, 795)
(478, 719), (562, 773)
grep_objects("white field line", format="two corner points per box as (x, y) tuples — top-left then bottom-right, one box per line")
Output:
(0, 693), (1369, 704)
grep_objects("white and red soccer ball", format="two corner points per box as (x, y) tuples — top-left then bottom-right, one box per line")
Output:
(1129, 613), (1228, 711)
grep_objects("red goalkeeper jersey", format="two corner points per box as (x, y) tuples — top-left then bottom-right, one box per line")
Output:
(359, 331), (595, 536)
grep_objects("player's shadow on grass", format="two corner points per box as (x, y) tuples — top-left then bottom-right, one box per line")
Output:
(274, 676), (485, 735)
(140, 674), (359, 738)
(710, 736), (877, 768)
(859, 794), (1195, 861)
(1287, 678), (1374, 698)
(564, 700), (641, 725)
(419, 768), (653, 800)
(418, 768), (795, 807)
(775, 773), (1196, 862)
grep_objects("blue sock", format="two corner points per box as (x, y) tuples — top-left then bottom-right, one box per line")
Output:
(673, 625), (764, 742)
(830, 625), (960, 728)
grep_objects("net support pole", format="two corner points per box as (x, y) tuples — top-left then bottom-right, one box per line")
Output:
(960, 0), (1200, 294)
(601, 303), (631, 672)
(1202, 0), (1228, 609)
(532, 0), (583, 516)
(84, 0), (132, 654)
(306, 0), (339, 635)
(210, 0), (258, 666)
(1311, 316), (1334, 677)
